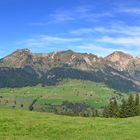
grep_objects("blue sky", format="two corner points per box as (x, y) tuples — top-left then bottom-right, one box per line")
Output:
(1, 0), (140, 57)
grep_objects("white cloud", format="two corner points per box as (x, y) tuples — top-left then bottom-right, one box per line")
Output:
(76, 44), (117, 56)
(49, 11), (75, 23)
(71, 28), (95, 35)
(95, 35), (140, 56)
(16, 33), (140, 57)
(118, 7), (140, 15)
(18, 35), (82, 47)
(70, 24), (140, 56)
(71, 25), (140, 50)
(39, 35), (81, 42)
(96, 36), (140, 46)
(74, 43), (134, 57)
(31, 5), (113, 25)
(71, 25), (140, 36)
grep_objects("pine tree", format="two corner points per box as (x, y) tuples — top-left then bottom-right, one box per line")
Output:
(135, 94), (140, 116)
(113, 99), (120, 117)
(103, 106), (109, 118)
(120, 99), (127, 118)
(104, 98), (119, 118)
(126, 94), (135, 117)
(135, 94), (139, 106)
(108, 100), (114, 117)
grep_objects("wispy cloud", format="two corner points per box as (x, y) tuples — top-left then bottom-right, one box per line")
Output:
(71, 25), (140, 36)
(31, 5), (113, 25)
(118, 7), (140, 15)
(18, 35), (82, 47)
(19, 2), (140, 57)
(49, 10), (75, 23)
(96, 36), (140, 47)
(75, 44), (120, 56)
(50, 7), (113, 23)
(18, 22), (140, 57)
(91, 25), (140, 48)
(30, 3), (140, 26)
(111, 2), (140, 15)
(70, 24), (140, 56)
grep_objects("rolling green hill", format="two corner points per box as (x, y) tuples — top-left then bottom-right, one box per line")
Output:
(0, 80), (122, 112)
(0, 108), (140, 140)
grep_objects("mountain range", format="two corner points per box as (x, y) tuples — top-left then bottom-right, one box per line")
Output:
(0, 49), (140, 92)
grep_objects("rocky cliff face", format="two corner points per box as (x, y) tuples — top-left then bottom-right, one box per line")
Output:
(0, 49), (100, 71)
(0, 49), (140, 92)
(105, 51), (134, 70)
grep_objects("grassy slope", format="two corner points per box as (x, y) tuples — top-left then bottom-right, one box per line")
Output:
(0, 80), (120, 110)
(0, 109), (140, 140)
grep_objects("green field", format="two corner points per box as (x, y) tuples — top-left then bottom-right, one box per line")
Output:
(0, 80), (122, 111)
(0, 108), (139, 140)
(0, 80), (139, 140)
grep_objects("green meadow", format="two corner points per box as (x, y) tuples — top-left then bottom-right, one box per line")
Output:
(0, 80), (139, 140)
(0, 80), (121, 111)
(0, 108), (139, 140)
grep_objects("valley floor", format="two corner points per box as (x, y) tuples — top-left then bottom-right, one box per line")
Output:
(0, 109), (139, 140)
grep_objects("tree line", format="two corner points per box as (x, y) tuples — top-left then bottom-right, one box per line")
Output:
(55, 94), (140, 118)
(43, 94), (140, 118)
(27, 93), (140, 118)
(103, 94), (140, 118)
(55, 101), (98, 117)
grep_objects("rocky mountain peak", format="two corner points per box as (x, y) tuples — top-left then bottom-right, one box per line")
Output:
(134, 56), (140, 66)
(0, 49), (136, 71)
(105, 51), (133, 70)
(105, 51), (133, 62)
(0, 49), (32, 68)
(12, 48), (31, 56)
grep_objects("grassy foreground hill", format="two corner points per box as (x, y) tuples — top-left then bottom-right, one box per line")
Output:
(0, 109), (140, 140)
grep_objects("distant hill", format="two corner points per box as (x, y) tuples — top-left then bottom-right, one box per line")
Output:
(1, 49), (140, 92)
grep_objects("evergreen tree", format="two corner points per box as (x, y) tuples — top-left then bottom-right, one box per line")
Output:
(103, 98), (119, 118)
(120, 99), (127, 118)
(113, 99), (120, 117)
(135, 94), (139, 106)
(108, 100), (114, 117)
(103, 94), (140, 118)
(135, 94), (140, 115)
(103, 106), (109, 118)
(126, 94), (135, 117)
